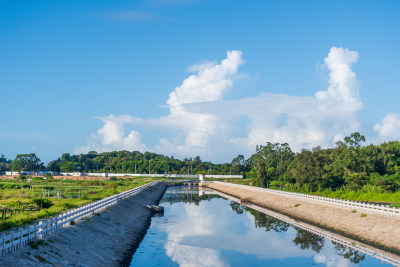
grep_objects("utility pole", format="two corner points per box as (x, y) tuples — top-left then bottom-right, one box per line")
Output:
(135, 164), (136, 174)
(149, 160), (152, 174)
(191, 160), (193, 175)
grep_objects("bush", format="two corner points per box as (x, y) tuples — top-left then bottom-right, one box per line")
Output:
(31, 198), (53, 209)
(30, 240), (44, 249)
(43, 173), (54, 180)
(18, 174), (27, 181)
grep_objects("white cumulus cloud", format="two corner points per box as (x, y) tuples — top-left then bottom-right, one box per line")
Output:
(373, 113), (400, 140)
(75, 47), (369, 162)
(75, 115), (146, 154)
(167, 50), (244, 107)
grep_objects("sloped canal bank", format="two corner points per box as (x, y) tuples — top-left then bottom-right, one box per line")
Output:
(130, 186), (399, 267)
(0, 182), (167, 267)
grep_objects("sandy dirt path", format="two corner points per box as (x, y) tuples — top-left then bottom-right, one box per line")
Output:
(202, 182), (400, 253)
(0, 182), (167, 267)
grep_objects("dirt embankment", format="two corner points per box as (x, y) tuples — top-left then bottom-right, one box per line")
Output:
(202, 182), (400, 254)
(0, 182), (167, 267)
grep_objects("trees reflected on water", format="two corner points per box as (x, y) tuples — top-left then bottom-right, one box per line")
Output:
(333, 242), (366, 264)
(161, 191), (222, 206)
(162, 190), (366, 265)
(229, 201), (365, 264)
(293, 229), (325, 253)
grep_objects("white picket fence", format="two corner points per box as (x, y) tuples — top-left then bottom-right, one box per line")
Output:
(214, 181), (400, 219)
(0, 180), (160, 256)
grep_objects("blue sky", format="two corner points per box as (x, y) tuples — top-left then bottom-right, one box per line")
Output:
(1, 0), (400, 163)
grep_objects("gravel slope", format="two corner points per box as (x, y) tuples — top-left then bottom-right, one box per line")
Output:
(0, 182), (167, 267)
(203, 182), (400, 254)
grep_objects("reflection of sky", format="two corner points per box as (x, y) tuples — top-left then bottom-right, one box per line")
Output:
(131, 190), (393, 267)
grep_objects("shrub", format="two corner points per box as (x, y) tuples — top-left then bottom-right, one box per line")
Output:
(30, 240), (44, 249)
(43, 173), (54, 180)
(18, 174), (27, 181)
(30, 198), (53, 209)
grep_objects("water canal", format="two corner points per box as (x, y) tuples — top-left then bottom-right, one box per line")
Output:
(130, 186), (396, 267)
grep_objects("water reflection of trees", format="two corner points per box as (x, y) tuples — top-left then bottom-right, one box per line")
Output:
(293, 229), (325, 253)
(161, 192), (223, 206)
(332, 242), (366, 264)
(164, 191), (367, 265)
(230, 202), (290, 232)
(229, 201), (366, 264)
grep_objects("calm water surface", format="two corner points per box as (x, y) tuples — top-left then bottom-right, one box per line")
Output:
(130, 186), (394, 267)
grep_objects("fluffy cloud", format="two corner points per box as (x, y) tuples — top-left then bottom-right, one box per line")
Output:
(75, 115), (146, 153)
(315, 47), (361, 106)
(373, 113), (400, 140)
(167, 51), (244, 107)
(76, 47), (367, 161)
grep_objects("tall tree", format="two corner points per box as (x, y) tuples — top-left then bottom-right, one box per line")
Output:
(11, 153), (44, 171)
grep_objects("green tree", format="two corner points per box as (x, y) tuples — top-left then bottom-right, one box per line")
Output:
(11, 153), (44, 171)
(231, 155), (245, 174)
(60, 161), (76, 172)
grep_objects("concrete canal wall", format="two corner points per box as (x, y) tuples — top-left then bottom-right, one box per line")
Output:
(201, 182), (400, 254)
(0, 182), (167, 266)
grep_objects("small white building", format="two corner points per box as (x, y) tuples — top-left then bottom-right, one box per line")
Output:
(38, 171), (58, 176)
(72, 172), (85, 176)
(199, 174), (205, 182)
(20, 171), (36, 175)
(5, 171), (19, 176)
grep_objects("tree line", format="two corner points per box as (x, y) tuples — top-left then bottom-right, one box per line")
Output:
(248, 132), (400, 193)
(3, 132), (400, 193)
(3, 151), (236, 175)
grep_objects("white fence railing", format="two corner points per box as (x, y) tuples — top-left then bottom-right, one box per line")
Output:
(214, 182), (400, 219)
(0, 180), (160, 256)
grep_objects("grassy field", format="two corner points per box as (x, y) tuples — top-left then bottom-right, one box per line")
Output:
(0, 177), (158, 232)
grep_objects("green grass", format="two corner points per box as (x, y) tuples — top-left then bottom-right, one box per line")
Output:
(0, 177), (157, 232)
(30, 240), (44, 249)
(311, 190), (400, 204)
